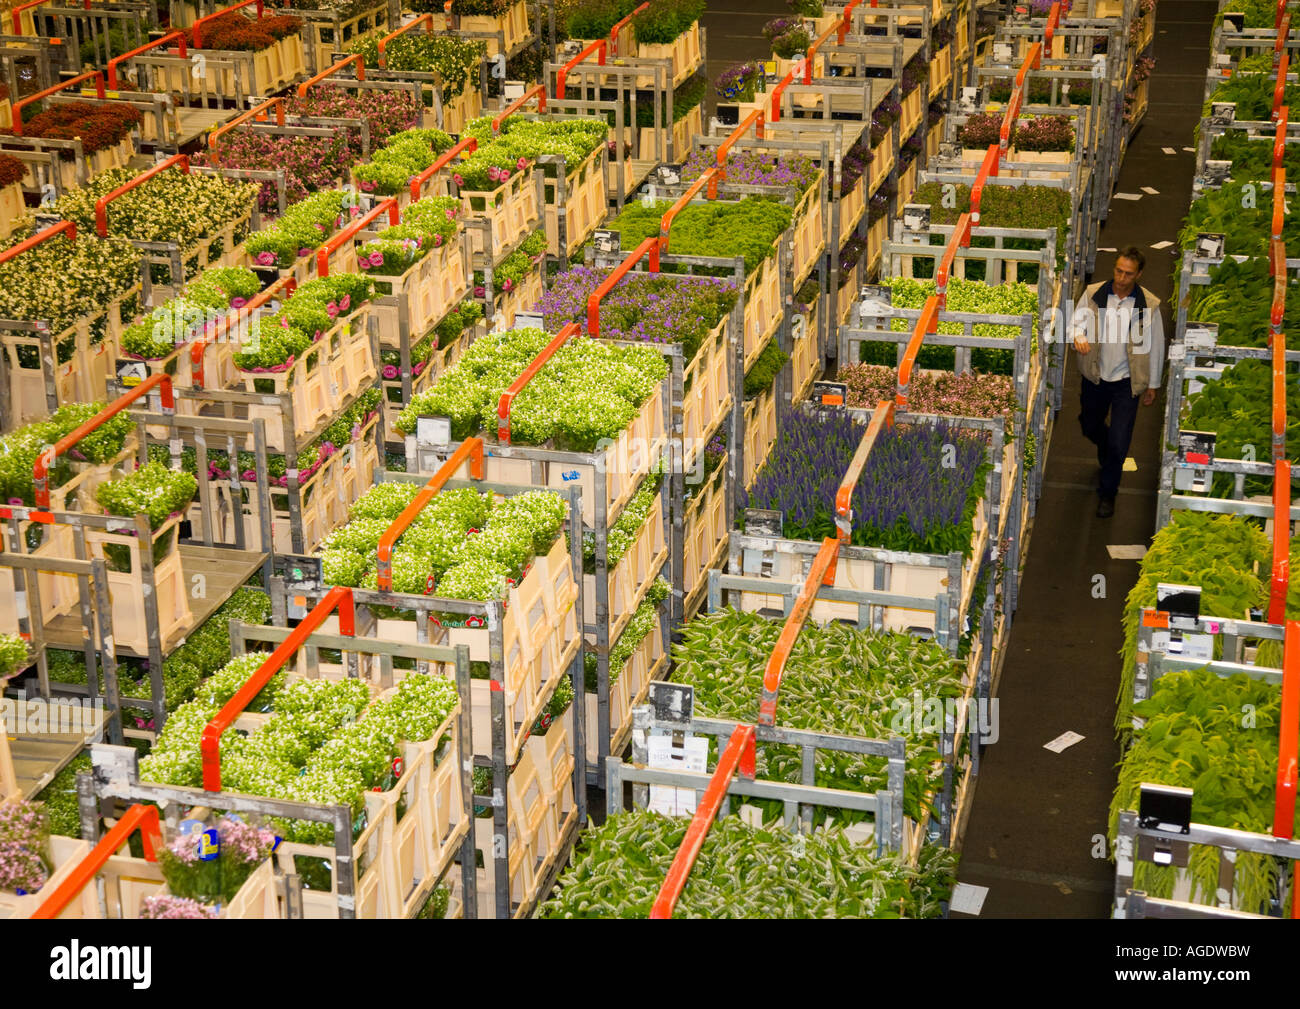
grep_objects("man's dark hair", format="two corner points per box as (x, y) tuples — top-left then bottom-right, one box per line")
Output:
(1117, 245), (1145, 272)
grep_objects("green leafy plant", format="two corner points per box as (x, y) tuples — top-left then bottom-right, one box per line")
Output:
(0, 633), (29, 679)
(632, 0), (704, 45)
(348, 34), (485, 99)
(743, 341), (789, 398)
(605, 197), (793, 276)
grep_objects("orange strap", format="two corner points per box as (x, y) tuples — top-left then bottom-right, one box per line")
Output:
(30, 805), (160, 919)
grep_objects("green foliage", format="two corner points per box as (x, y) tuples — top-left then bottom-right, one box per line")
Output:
(673, 610), (962, 820)
(542, 813), (957, 917)
(743, 340), (789, 398)
(1187, 256), (1300, 348)
(0, 633), (30, 678)
(606, 198), (792, 276)
(32, 753), (93, 837)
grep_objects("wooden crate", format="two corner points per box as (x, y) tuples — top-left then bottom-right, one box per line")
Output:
(930, 45), (953, 99)
(0, 98), (11, 130)
(682, 316), (732, 451)
(0, 183), (23, 240)
(18, 136), (136, 194)
(868, 129), (894, 194)
(0, 714), (18, 805)
(635, 22), (703, 87)
(474, 700), (577, 915)
(900, 89), (924, 140)
(582, 490), (667, 627)
(836, 173), (867, 237)
(486, 254), (545, 329)
(742, 382), (778, 490)
(468, 379), (666, 526)
(2, 285), (140, 431)
(683, 464), (728, 602)
(898, 159), (919, 206)
(583, 604), (665, 762)
(193, 412), (380, 555)
(790, 173), (826, 284)
(637, 103), (702, 162)
(742, 245), (783, 370)
(926, 119), (943, 159)
(866, 214), (888, 274)
(375, 536), (580, 760)
(791, 295), (820, 402)
(234, 305), (376, 454)
(373, 240), (470, 348)
(437, 85), (483, 137)
(543, 146), (607, 258)
(429, 0), (530, 58)
(287, 704), (464, 918)
(461, 167), (541, 259)
(307, 3), (388, 71)
(83, 515), (193, 655)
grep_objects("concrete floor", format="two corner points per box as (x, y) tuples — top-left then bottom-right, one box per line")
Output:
(951, 0), (1217, 918)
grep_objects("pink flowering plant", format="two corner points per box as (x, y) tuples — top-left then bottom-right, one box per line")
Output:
(357, 195), (462, 280)
(536, 266), (738, 364)
(0, 800), (51, 895)
(193, 90), (418, 212)
(157, 816), (278, 904)
(234, 272), (373, 372)
(837, 364), (1019, 420)
(140, 895), (219, 919)
(244, 190), (351, 268)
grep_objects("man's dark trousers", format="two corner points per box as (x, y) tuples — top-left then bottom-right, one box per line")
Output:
(1078, 375), (1140, 499)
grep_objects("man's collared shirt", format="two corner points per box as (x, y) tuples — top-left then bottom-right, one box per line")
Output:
(1070, 287), (1164, 388)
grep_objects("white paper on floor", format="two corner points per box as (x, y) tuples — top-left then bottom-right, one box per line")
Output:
(1162, 147), (1177, 154)
(1183, 146), (1196, 152)
(1113, 192), (1143, 200)
(1123, 456), (1137, 472)
(1141, 186), (1159, 195)
(1098, 246), (1117, 252)
(1150, 240), (1174, 249)
(950, 883), (989, 915)
(1044, 731), (1085, 753)
(1107, 544), (1148, 560)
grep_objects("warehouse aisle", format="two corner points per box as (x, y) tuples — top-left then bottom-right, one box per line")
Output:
(951, 0), (1216, 918)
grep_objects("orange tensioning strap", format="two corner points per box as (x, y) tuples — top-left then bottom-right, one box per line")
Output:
(837, 0), (866, 43)
(375, 438), (485, 592)
(107, 31), (187, 89)
(587, 237), (661, 335)
(970, 145), (1001, 222)
(316, 197), (401, 277)
(191, 275), (296, 390)
(804, 19), (843, 84)
(718, 108), (766, 158)
(649, 724), (756, 918)
(192, 0), (263, 47)
(492, 83), (547, 132)
(410, 136), (478, 201)
(1275, 106), (1289, 176)
(378, 13), (432, 67)
(497, 325), (581, 443)
(555, 38), (607, 97)
(1278, 9), (1292, 51)
(1273, 323), (1287, 461)
(1275, 51), (1290, 120)
(1273, 170), (1287, 242)
(297, 54), (365, 98)
(935, 212), (974, 300)
(609, 2), (648, 51)
(0, 220), (75, 265)
(834, 401), (894, 535)
(33, 373), (174, 509)
(897, 301), (940, 410)
(758, 536), (846, 726)
(201, 586), (356, 791)
(10, 70), (104, 135)
(769, 70), (796, 123)
(1044, 3), (1062, 52)
(1270, 462), (1291, 624)
(96, 154), (188, 237)
(30, 804), (160, 919)
(1273, 618), (1300, 839)
(1271, 238), (1288, 325)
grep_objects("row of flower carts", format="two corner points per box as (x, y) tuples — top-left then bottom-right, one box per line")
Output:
(0, 0), (1147, 917)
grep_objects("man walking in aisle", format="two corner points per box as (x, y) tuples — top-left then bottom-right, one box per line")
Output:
(1069, 246), (1164, 518)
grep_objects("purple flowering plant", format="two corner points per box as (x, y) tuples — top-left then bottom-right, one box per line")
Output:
(536, 267), (738, 363)
(681, 148), (820, 194)
(741, 409), (991, 556)
(140, 895), (220, 919)
(0, 800), (50, 895)
(714, 61), (763, 101)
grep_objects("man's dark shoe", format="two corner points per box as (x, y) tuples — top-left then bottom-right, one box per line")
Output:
(1097, 496), (1115, 518)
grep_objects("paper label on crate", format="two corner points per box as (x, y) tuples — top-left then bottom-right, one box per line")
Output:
(115, 358), (148, 388)
(992, 42), (1012, 64)
(1184, 323), (1217, 353)
(416, 416), (452, 448)
(1042, 730), (1084, 753)
(647, 734), (709, 816)
(949, 882), (988, 915)
(858, 283), (893, 327)
(649, 682), (694, 725)
(901, 203), (931, 233)
(13, 589), (27, 620)
(1193, 233), (1225, 261)
(1210, 102), (1236, 127)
